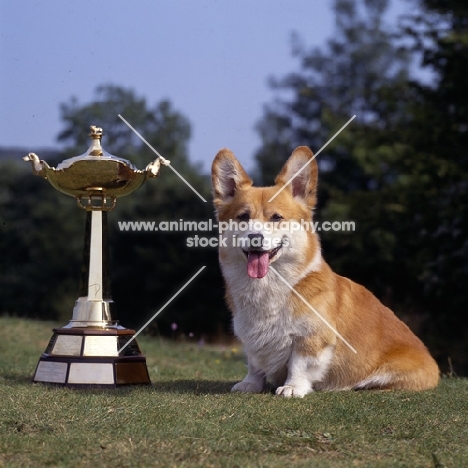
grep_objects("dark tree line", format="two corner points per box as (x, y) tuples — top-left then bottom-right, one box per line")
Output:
(255, 0), (468, 373)
(1, 86), (228, 340)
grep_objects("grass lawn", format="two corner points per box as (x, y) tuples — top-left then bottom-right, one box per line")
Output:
(0, 316), (467, 467)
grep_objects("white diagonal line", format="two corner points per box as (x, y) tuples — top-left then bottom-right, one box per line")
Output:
(268, 115), (356, 202)
(118, 266), (206, 354)
(270, 266), (357, 353)
(118, 114), (207, 202)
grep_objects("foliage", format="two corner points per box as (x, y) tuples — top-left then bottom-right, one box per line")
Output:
(0, 160), (83, 322)
(255, 0), (410, 186)
(1, 317), (467, 468)
(396, 0), (468, 365)
(253, 0), (468, 373)
(58, 85), (191, 169)
(0, 85), (227, 337)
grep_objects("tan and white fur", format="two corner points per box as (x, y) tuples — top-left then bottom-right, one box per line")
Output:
(212, 146), (439, 397)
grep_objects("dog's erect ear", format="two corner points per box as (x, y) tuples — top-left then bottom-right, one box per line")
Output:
(212, 149), (253, 205)
(275, 146), (318, 209)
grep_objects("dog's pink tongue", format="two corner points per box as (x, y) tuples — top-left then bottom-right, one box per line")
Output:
(247, 251), (269, 279)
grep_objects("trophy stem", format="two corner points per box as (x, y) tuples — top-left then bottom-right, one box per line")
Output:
(78, 211), (111, 299)
(68, 204), (114, 327)
(88, 210), (104, 301)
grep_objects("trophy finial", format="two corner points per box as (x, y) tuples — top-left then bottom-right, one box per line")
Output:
(89, 126), (103, 140)
(88, 126), (104, 156)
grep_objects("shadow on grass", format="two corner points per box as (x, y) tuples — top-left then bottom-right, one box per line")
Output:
(0, 373), (237, 396)
(151, 379), (236, 395)
(0, 373), (35, 385)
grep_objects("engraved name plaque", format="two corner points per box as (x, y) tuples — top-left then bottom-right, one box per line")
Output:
(68, 363), (114, 385)
(51, 335), (83, 356)
(83, 336), (119, 357)
(35, 361), (68, 384)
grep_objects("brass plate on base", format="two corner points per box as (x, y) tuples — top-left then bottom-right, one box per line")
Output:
(35, 361), (68, 384)
(51, 335), (83, 356)
(83, 335), (118, 356)
(68, 362), (114, 385)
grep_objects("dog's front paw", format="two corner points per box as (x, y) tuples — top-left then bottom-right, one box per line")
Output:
(231, 380), (263, 393)
(275, 385), (310, 398)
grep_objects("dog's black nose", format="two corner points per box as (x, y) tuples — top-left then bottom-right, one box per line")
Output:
(248, 233), (264, 249)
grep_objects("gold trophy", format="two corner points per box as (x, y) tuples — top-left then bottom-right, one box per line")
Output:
(23, 126), (169, 386)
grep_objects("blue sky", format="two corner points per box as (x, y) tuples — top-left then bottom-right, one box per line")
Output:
(0, 0), (413, 172)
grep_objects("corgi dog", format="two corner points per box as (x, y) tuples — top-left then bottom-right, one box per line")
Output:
(211, 146), (439, 397)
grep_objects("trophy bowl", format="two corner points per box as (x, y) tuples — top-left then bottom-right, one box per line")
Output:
(24, 125), (167, 209)
(23, 125), (169, 387)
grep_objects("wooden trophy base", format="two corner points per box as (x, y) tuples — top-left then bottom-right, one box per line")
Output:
(33, 327), (151, 387)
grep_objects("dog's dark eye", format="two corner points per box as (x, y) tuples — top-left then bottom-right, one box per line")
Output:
(270, 213), (283, 222)
(237, 212), (250, 221)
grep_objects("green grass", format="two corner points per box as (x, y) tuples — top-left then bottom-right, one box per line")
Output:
(0, 317), (467, 467)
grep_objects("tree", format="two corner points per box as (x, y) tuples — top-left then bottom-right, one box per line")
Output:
(394, 0), (468, 370)
(255, 0), (411, 189)
(1, 85), (229, 339)
(254, 0), (468, 373)
(255, 0), (413, 299)
(58, 84), (192, 168)
(0, 159), (83, 322)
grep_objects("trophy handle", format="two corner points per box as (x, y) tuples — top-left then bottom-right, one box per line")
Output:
(145, 156), (170, 178)
(23, 153), (51, 177)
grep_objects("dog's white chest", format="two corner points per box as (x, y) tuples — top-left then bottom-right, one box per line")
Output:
(230, 276), (301, 374)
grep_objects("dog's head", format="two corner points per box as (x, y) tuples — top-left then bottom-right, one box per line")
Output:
(211, 146), (321, 280)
